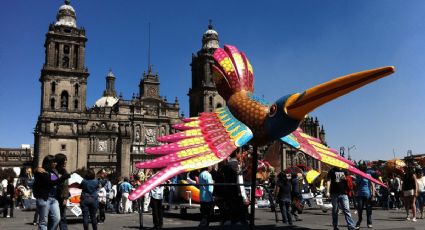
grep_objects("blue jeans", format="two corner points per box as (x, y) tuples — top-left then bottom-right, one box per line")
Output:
(80, 195), (99, 230)
(278, 200), (292, 224)
(36, 197), (60, 230)
(331, 194), (355, 229)
(59, 203), (68, 230)
(356, 196), (372, 225)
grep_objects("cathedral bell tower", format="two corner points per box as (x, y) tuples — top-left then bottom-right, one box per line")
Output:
(34, 0), (89, 168)
(139, 65), (160, 98)
(188, 22), (225, 116)
(40, 0), (88, 113)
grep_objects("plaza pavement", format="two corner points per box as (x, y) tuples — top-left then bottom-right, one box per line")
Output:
(0, 206), (420, 230)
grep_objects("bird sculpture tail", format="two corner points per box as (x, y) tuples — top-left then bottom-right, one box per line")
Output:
(211, 45), (254, 100)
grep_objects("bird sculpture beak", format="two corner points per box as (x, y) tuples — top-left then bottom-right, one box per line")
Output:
(285, 66), (395, 120)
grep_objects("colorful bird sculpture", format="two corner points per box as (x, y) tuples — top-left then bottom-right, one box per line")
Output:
(128, 45), (394, 201)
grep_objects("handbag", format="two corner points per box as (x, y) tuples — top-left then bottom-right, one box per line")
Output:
(292, 197), (304, 213)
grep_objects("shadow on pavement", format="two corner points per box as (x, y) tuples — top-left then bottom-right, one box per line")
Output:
(122, 225), (314, 230)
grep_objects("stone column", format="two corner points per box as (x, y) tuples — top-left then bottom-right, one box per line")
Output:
(118, 137), (131, 177)
(37, 136), (51, 167)
(76, 137), (89, 171)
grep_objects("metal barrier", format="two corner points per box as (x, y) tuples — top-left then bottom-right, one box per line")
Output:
(136, 182), (277, 229)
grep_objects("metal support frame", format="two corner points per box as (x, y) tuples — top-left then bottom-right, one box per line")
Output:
(250, 146), (258, 230)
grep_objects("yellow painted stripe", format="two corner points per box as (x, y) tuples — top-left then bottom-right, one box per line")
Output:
(320, 154), (348, 169)
(177, 145), (209, 158)
(184, 120), (200, 128)
(180, 154), (221, 171)
(308, 140), (337, 156)
(231, 130), (246, 141)
(177, 137), (205, 147)
(233, 53), (244, 76)
(185, 129), (202, 136)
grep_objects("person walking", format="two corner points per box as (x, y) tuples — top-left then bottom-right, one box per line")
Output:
(402, 167), (418, 221)
(326, 167), (357, 230)
(33, 155), (70, 230)
(199, 166), (214, 227)
(391, 174), (402, 209)
(79, 169), (100, 230)
(274, 172), (293, 226)
(224, 150), (249, 225)
(355, 167), (375, 229)
(416, 168), (425, 219)
(143, 171), (153, 213)
(112, 178), (121, 213)
(97, 185), (107, 223)
(290, 173), (302, 221)
(3, 176), (15, 218)
(55, 153), (69, 230)
(149, 183), (164, 229)
(119, 177), (133, 214)
(2, 176), (15, 218)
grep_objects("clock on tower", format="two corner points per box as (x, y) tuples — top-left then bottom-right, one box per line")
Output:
(147, 86), (157, 97)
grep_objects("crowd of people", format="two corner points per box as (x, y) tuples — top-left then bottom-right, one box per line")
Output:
(2, 152), (425, 230)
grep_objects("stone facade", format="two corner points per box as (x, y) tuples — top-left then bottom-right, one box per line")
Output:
(188, 23), (226, 116)
(33, 1), (180, 177)
(0, 147), (33, 168)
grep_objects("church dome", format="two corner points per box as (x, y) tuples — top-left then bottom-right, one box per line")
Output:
(202, 23), (219, 50)
(204, 29), (218, 36)
(94, 96), (119, 108)
(55, 1), (77, 28)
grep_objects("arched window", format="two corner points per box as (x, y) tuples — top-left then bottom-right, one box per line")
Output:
(74, 99), (78, 109)
(74, 83), (79, 95)
(62, 56), (69, 68)
(216, 103), (223, 109)
(60, 91), (69, 109)
(51, 82), (56, 93)
(50, 98), (55, 109)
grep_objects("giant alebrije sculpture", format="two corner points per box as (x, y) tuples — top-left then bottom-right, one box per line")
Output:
(129, 45), (394, 201)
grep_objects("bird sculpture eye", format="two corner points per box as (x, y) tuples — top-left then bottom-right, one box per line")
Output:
(269, 104), (277, 117)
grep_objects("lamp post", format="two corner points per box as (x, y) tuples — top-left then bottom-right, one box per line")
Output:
(340, 145), (356, 160)
(347, 145), (356, 161)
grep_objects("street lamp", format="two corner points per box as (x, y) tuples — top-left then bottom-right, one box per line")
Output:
(340, 145), (356, 160)
(347, 145), (356, 161)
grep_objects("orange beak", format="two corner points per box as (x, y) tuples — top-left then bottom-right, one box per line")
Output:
(285, 66), (395, 120)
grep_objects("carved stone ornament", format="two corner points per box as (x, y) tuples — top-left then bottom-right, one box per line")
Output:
(145, 128), (156, 144)
(98, 140), (107, 152)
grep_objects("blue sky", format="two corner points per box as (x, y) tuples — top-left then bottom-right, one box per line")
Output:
(1, 0), (424, 161)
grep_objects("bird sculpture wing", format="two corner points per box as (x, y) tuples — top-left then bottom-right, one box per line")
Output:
(129, 107), (253, 201)
(280, 128), (386, 187)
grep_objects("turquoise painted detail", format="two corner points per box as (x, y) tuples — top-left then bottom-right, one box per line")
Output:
(280, 134), (300, 148)
(247, 93), (271, 106)
(235, 129), (253, 147)
(216, 107), (253, 147)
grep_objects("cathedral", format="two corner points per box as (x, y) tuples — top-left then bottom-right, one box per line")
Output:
(33, 1), (181, 177)
(33, 1), (326, 177)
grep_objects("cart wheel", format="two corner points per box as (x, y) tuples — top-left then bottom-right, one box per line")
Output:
(180, 208), (187, 215)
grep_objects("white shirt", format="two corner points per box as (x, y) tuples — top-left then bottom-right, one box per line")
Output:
(417, 177), (425, 193)
(150, 186), (164, 200)
(0, 179), (7, 196)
